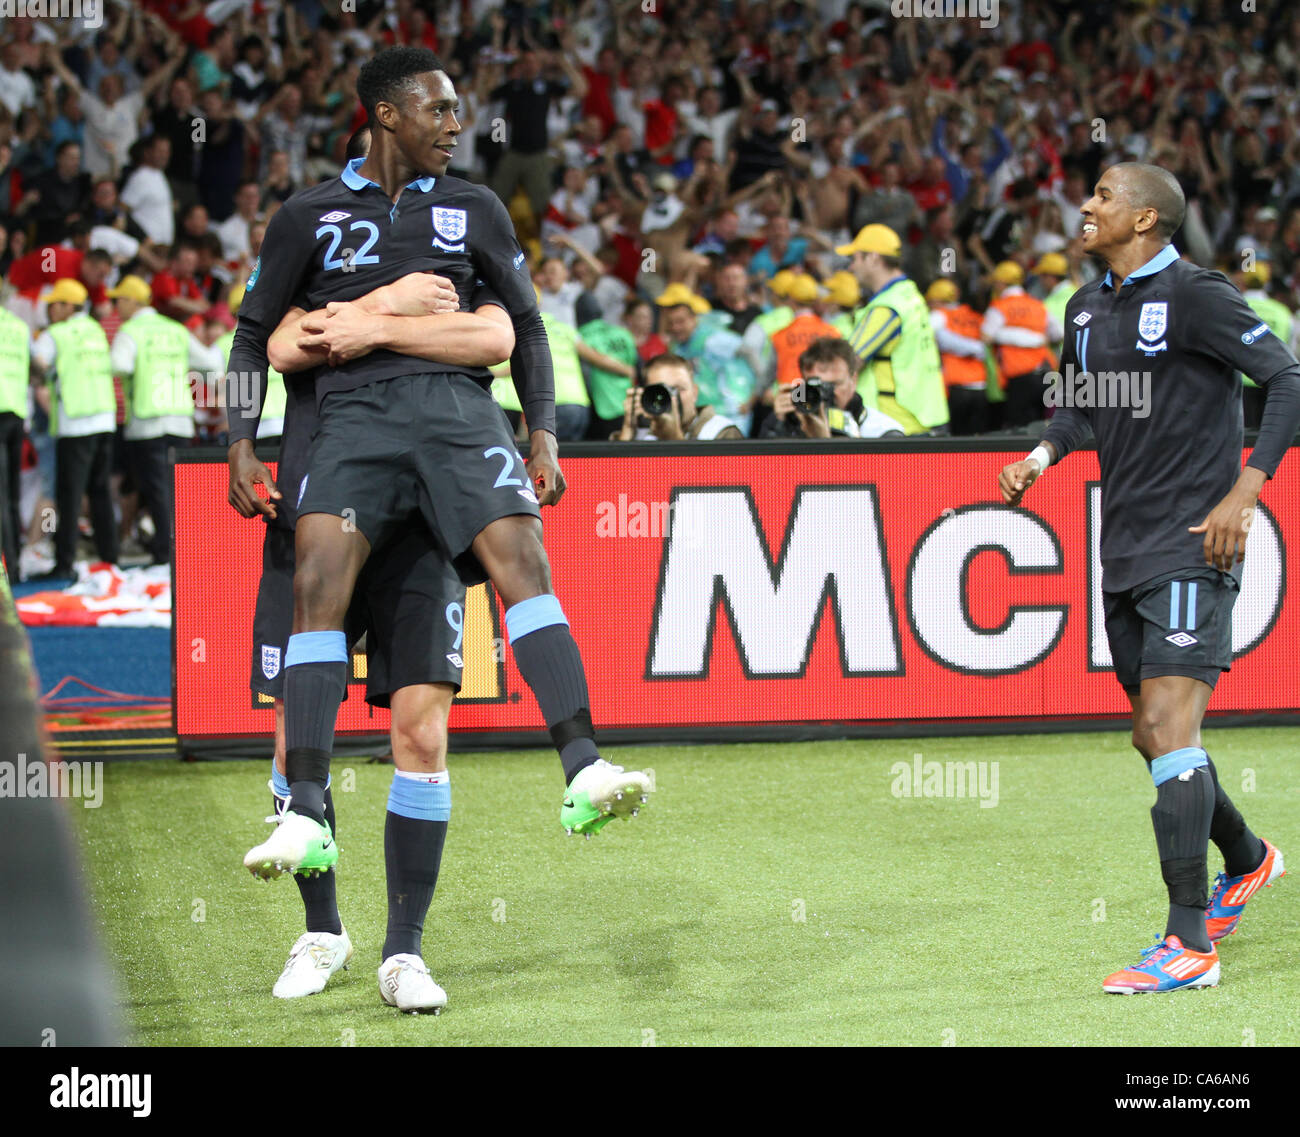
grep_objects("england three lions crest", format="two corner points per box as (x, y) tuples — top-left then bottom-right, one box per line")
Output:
(1136, 301), (1168, 355)
(432, 207), (467, 252)
(261, 645), (281, 680)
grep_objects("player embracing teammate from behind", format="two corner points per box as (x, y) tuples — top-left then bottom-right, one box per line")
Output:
(1000, 163), (1300, 994)
(225, 48), (653, 1013)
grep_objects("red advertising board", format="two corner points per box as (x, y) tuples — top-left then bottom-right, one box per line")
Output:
(174, 444), (1298, 743)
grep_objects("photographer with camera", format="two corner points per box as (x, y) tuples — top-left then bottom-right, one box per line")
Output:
(613, 353), (744, 442)
(760, 338), (905, 439)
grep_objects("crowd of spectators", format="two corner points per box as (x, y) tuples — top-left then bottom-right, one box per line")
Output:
(3, 0), (1300, 580)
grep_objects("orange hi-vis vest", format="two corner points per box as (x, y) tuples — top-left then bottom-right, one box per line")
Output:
(937, 304), (986, 389)
(990, 292), (1055, 384)
(771, 312), (841, 386)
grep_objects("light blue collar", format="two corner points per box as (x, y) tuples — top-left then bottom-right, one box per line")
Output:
(340, 156), (435, 194)
(1102, 244), (1179, 290)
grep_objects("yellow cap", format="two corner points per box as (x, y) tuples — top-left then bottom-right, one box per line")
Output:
(40, 277), (89, 306)
(834, 223), (902, 258)
(1243, 262), (1271, 289)
(822, 271), (861, 309)
(687, 292), (712, 315)
(925, 278), (959, 303)
(655, 282), (703, 310)
(1031, 252), (1068, 278)
(228, 283), (246, 314)
(992, 260), (1024, 285)
(768, 269), (797, 297)
(786, 273), (820, 305)
(106, 274), (152, 303)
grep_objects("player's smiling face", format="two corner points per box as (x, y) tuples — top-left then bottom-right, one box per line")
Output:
(392, 71), (461, 179)
(1080, 170), (1137, 258)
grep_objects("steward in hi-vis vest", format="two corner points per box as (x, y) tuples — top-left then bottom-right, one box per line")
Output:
(109, 274), (222, 565)
(29, 278), (118, 576)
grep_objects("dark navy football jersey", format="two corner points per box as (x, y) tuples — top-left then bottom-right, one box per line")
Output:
(239, 159), (537, 402)
(1043, 246), (1300, 591)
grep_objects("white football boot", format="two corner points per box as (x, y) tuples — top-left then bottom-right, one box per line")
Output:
(562, 758), (653, 837)
(273, 929), (353, 999)
(378, 954), (447, 1015)
(244, 810), (337, 879)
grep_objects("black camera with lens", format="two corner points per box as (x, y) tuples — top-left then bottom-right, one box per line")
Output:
(641, 383), (674, 417)
(794, 377), (834, 414)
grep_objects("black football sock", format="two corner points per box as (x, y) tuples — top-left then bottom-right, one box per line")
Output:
(505, 595), (600, 784)
(1203, 755), (1266, 876)
(382, 772), (450, 960)
(295, 785), (342, 935)
(1149, 748), (1215, 953)
(283, 632), (348, 823)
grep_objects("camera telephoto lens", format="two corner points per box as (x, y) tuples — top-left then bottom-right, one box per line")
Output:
(641, 384), (673, 417)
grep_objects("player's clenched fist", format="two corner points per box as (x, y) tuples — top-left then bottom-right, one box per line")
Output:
(372, 271), (460, 316)
(999, 458), (1042, 507)
(228, 438), (281, 519)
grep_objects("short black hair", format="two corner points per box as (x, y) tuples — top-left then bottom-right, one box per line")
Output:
(357, 46), (446, 118)
(84, 248), (113, 265)
(55, 139), (80, 159)
(1110, 162), (1186, 241)
(797, 337), (858, 378)
(345, 123), (371, 161)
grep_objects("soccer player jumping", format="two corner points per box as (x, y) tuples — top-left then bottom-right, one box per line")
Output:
(225, 47), (652, 956)
(1000, 163), (1300, 994)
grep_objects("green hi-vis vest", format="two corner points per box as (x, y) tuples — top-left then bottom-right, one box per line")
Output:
(832, 311), (878, 410)
(217, 330), (287, 424)
(755, 305), (794, 337)
(123, 309), (193, 422)
(1242, 295), (1293, 389)
(541, 312), (590, 408)
(0, 306), (31, 418)
(47, 313), (114, 435)
(1044, 280), (1076, 353)
(862, 277), (947, 430)
(490, 361), (521, 413)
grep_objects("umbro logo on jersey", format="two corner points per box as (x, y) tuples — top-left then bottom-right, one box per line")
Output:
(1241, 321), (1271, 344)
(1073, 311), (1092, 326)
(1165, 632), (1199, 648)
(445, 652), (464, 668)
(517, 486), (539, 504)
(513, 251), (526, 270)
(320, 210), (352, 224)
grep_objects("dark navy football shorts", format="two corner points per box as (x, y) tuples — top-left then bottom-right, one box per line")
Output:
(296, 372), (541, 585)
(1103, 567), (1238, 694)
(250, 522), (465, 705)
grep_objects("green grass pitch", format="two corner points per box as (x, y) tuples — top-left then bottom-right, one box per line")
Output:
(70, 731), (1299, 1046)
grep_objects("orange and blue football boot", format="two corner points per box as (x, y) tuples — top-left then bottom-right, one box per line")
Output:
(1102, 935), (1219, 994)
(1206, 839), (1285, 943)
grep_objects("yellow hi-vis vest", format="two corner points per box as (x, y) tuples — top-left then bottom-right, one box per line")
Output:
(861, 277), (947, 431)
(217, 329), (287, 425)
(47, 313), (114, 436)
(122, 309), (194, 423)
(541, 312), (590, 407)
(0, 306), (31, 418)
